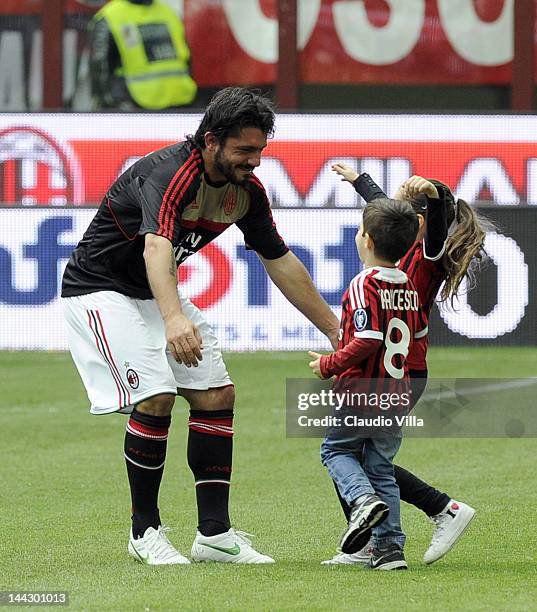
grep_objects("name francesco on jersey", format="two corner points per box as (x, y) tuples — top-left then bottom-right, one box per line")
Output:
(378, 288), (419, 311)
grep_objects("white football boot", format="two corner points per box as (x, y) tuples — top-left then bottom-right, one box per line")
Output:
(128, 526), (190, 565)
(423, 500), (476, 564)
(191, 528), (275, 564)
(322, 541), (373, 565)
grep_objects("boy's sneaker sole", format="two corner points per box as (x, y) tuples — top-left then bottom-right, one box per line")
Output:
(340, 497), (389, 554)
(321, 542), (373, 565)
(372, 559), (408, 571)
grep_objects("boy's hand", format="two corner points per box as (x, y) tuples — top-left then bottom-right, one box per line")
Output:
(308, 351), (325, 378)
(398, 175), (439, 199)
(332, 163), (359, 183)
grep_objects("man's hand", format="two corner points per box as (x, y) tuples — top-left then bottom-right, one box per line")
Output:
(332, 163), (359, 183)
(308, 351), (326, 379)
(396, 175), (439, 200)
(143, 233), (203, 367)
(165, 313), (203, 366)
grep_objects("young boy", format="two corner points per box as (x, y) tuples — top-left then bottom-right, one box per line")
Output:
(309, 198), (427, 570)
(323, 165), (477, 567)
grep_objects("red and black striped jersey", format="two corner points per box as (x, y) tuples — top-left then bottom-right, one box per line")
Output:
(399, 241), (445, 319)
(398, 187), (451, 369)
(399, 241), (445, 369)
(62, 140), (288, 299)
(320, 267), (428, 388)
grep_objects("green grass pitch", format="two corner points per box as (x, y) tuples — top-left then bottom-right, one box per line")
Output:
(1, 348), (536, 611)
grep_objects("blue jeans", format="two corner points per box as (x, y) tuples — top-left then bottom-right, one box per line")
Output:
(321, 422), (405, 550)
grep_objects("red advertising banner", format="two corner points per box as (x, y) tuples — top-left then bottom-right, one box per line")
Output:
(0, 0), (528, 109)
(185, 0), (519, 86)
(0, 113), (536, 207)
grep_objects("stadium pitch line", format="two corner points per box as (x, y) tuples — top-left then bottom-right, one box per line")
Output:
(421, 378), (537, 402)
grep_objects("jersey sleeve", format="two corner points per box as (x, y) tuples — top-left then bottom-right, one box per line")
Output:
(414, 300), (429, 339)
(319, 275), (384, 377)
(320, 337), (380, 378)
(351, 173), (387, 203)
(423, 186), (449, 261)
(138, 153), (201, 243)
(89, 16), (114, 108)
(349, 275), (384, 341)
(235, 178), (289, 260)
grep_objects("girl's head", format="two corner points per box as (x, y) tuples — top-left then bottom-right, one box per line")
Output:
(394, 178), (457, 243)
(402, 179), (490, 303)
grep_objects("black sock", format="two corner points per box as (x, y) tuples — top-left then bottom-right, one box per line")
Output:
(188, 409), (233, 536)
(395, 464), (450, 517)
(124, 408), (171, 538)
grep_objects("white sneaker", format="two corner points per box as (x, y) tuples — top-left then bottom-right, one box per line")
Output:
(128, 526), (190, 565)
(322, 542), (373, 565)
(423, 500), (476, 565)
(191, 528), (275, 564)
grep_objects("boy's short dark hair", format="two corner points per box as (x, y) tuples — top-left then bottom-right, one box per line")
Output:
(190, 87), (275, 148)
(362, 199), (418, 263)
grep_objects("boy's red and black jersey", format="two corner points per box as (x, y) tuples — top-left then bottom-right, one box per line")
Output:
(62, 140), (288, 299)
(320, 267), (427, 390)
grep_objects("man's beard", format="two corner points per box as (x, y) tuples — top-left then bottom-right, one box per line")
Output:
(214, 149), (251, 185)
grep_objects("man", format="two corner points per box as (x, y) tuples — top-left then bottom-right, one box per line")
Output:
(62, 87), (339, 565)
(89, 0), (197, 110)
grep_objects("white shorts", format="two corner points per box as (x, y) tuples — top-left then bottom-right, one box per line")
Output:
(62, 291), (232, 415)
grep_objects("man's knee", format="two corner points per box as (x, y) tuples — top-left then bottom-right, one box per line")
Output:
(179, 385), (235, 411)
(136, 393), (175, 416)
(215, 385), (235, 409)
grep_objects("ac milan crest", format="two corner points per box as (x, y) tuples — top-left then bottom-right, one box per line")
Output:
(0, 126), (81, 205)
(126, 369), (140, 389)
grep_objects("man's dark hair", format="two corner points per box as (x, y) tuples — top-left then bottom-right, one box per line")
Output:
(189, 87), (275, 149)
(362, 199), (418, 263)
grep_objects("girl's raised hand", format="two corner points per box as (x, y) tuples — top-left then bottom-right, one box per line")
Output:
(400, 175), (439, 199)
(332, 163), (359, 183)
